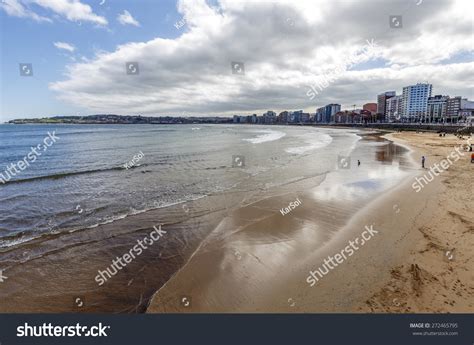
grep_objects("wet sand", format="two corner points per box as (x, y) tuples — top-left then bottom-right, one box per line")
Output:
(0, 131), (410, 313)
(0, 130), (408, 313)
(147, 133), (415, 312)
(0, 196), (229, 313)
(148, 131), (473, 313)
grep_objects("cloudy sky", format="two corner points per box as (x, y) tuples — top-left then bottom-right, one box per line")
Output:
(1, 0), (473, 121)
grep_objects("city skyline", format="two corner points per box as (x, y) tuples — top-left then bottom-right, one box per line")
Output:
(6, 80), (472, 123)
(1, 0), (473, 121)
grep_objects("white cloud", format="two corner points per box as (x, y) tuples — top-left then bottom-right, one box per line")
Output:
(0, 0), (51, 22)
(50, 0), (474, 115)
(54, 41), (76, 52)
(117, 10), (140, 27)
(1, 0), (107, 25)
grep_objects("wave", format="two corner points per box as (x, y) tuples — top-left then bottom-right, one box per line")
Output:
(0, 164), (138, 186)
(0, 193), (210, 250)
(242, 129), (286, 144)
(285, 133), (333, 154)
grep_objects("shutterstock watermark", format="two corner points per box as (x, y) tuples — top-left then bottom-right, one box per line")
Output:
(306, 224), (379, 286)
(412, 138), (472, 193)
(306, 39), (378, 100)
(0, 131), (60, 184)
(95, 224), (166, 285)
(17, 322), (109, 337)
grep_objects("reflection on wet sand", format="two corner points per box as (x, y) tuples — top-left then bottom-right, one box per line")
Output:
(147, 134), (415, 313)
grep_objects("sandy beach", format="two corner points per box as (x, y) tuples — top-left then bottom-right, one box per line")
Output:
(147, 130), (473, 313)
(359, 131), (474, 313)
(1, 128), (471, 314)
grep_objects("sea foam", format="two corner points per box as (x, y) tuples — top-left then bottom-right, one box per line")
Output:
(243, 129), (286, 144)
(285, 133), (333, 154)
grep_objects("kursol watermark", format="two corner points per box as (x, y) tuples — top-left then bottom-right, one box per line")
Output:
(123, 151), (144, 170)
(280, 197), (302, 216)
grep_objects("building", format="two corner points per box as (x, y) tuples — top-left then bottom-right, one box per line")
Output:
(427, 95), (448, 123)
(377, 91), (396, 118)
(278, 111), (289, 123)
(401, 83), (432, 121)
(315, 107), (325, 122)
(263, 110), (276, 124)
(363, 103), (377, 114)
(300, 113), (310, 123)
(323, 104), (341, 123)
(385, 95), (402, 122)
(460, 99), (474, 121)
(446, 97), (462, 123)
(289, 110), (303, 123)
(461, 99), (474, 110)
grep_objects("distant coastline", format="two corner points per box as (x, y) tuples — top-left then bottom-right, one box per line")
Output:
(5, 115), (472, 134)
(6, 114), (233, 125)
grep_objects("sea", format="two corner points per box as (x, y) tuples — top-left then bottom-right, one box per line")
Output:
(0, 124), (414, 312)
(0, 124), (358, 248)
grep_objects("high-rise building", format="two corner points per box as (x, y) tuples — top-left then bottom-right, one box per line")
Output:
(401, 83), (432, 121)
(377, 91), (396, 118)
(323, 104), (341, 122)
(427, 95), (448, 123)
(446, 96), (462, 122)
(263, 110), (276, 124)
(315, 107), (325, 122)
(385, 95), (402, 122)
(278, 111), (289, 123)
(289, 110), (303, 123)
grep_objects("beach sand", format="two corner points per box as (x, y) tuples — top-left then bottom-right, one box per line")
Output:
(147, 131), (473, 313)
(358, 131), (473, 313)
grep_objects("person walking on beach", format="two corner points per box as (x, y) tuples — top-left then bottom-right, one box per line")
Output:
(421, 156), (425, 168)
(357, 160), (361, 166)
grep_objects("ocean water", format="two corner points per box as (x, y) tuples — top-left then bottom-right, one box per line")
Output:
(0, 124), (416, 313)
(0, 124), (359, 249)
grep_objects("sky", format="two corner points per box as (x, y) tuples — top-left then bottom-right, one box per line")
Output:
(0, 0), (473, 121)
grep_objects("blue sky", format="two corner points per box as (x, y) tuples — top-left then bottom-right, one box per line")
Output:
(1, 0), (184, 120)
(1, 0), (473, 121)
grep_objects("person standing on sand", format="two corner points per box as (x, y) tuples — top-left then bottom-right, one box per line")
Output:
(358, 160), (361, 166)
(421, 156), (425, 168)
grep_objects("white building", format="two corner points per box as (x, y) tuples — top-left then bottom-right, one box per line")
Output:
(401, 83), (432, 121)
(385, 95), (402, 122)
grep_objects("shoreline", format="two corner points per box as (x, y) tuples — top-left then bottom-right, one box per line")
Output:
(1, 128), (470, 313)
(147, 130), (472, 313)
(146, 132), (416, 312)
(358, 132), (473, 312)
